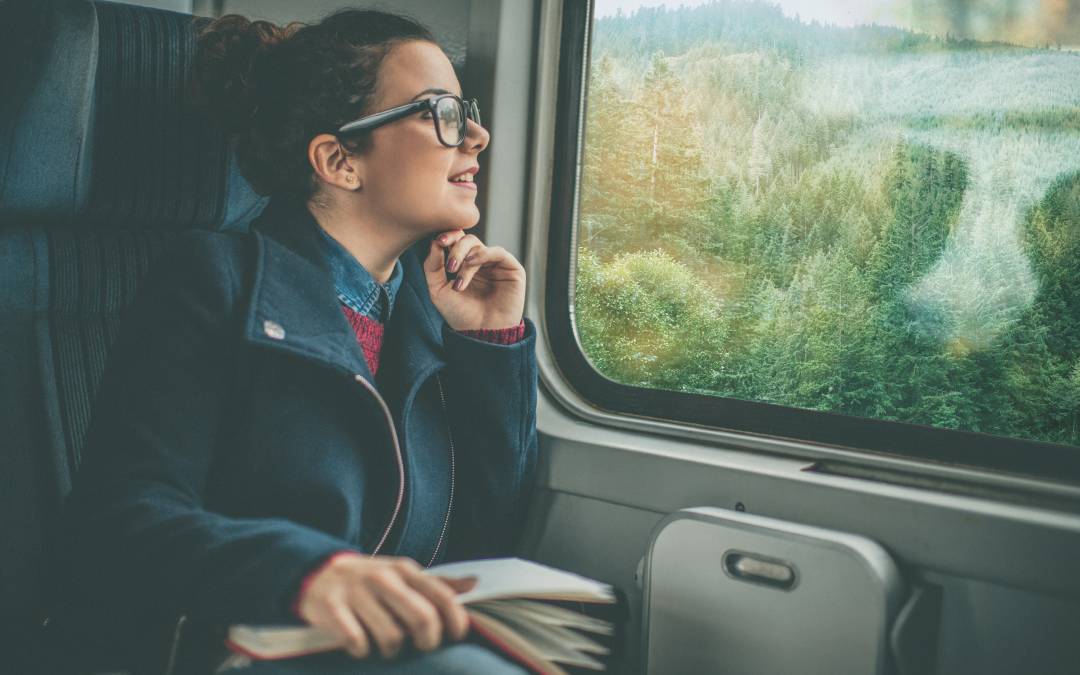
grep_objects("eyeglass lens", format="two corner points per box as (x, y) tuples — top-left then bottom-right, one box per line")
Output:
(435, 97), (466, 146)
(433, 97), (481, 146)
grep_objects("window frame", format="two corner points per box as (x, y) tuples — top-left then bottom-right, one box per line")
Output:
(542, 0), (1080, 485)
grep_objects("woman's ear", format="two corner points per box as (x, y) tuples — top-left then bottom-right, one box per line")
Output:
(308, 134), (361, 190)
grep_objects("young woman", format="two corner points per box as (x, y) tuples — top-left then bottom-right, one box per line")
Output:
(56, 10), (536, 675)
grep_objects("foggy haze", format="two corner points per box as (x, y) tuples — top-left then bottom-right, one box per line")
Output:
(596, 1), (1080, 48)
(905, 0), (1080, 47)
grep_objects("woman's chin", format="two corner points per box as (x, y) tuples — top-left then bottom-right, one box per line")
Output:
(450, 205), (481, 230)
(419, 200), (480, 233)
(423, 217), (478, 237)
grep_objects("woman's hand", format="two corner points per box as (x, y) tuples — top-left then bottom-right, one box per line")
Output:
(296, 553), (477, 660)
(424, 231), (526, 331)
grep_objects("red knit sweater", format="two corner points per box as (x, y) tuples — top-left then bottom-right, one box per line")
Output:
(340, 305), (525, 376)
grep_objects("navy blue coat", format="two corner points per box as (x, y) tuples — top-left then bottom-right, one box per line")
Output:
(56, 198), (538, 664)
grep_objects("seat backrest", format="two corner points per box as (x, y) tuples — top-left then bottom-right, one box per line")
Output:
(1, 0), (266, 230)
(0, 1), (266, 670)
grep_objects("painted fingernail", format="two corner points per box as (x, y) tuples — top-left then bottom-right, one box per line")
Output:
(453, 278), (464, 291)
(464, 254), (477, 263)
(447, 257), (458, 272)
(438, 235), (449, 244)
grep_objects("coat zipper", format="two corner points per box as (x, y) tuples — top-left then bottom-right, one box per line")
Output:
(354, 372), (455, 566)
(426, 373), (455, 568)
(354, 373), (405, 557)
(164, 614), (186, 675)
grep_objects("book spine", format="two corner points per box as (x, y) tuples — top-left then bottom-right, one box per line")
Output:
(223, 640), (341, 661)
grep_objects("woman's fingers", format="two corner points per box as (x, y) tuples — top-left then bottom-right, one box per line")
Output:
(432, 230), (466, 250)
(349, 583), (410, 659)
(453, 246), (522, 292)
(369, 575), (443, 652)
(424, 231), (526, 331)
(424, 239), (450, 288)
(301, 592), (371, 659)
(327, 601), (372, 659)
(297, 554), (466, 661)
(443, 235), (483, 275)
(402, 571), (472, 642)
(424, 233), (479, 288)
(425, 232), (465, 272)
(440, 576), (478, 594)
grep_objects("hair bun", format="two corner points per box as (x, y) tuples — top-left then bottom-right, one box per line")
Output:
(187, 9), (435, 199)
(190, 14), (291, 136)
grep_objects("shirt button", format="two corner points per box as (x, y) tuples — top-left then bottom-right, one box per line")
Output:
(263, 320), (285, 340)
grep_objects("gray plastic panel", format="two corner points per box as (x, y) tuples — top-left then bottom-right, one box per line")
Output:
(643, 507), (903, 675)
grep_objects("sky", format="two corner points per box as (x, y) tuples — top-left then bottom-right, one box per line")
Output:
(592, 0), (1080, 48)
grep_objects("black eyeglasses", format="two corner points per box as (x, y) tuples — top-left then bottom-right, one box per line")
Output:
(337, 94), (481, 147)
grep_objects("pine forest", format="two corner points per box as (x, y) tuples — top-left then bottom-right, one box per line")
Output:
(575, 1), (1080, 446)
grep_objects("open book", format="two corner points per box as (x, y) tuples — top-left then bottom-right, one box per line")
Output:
(225, 558), (618, 675)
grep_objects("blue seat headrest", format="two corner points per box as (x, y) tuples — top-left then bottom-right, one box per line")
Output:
(0, 0), (98, 223)
(0, 0), (266, 231)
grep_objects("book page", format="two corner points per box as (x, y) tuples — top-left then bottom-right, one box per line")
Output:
(469, 606), (605, 670)
(473, 602), (610, 660)
(494, 598), (615, 635)
(428, 558), (615, 604)
(467, 609), (570, 675)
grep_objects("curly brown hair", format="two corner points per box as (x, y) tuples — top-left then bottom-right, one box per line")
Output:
(190, 10), (436, 200)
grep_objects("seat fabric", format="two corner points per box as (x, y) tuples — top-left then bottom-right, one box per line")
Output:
(0, 227), (177, 673)
(83, 1), (240, 230)
(0, 0), (266, 231)
(44, 228), (179, 477)
(0, 1), (266, 672)
(0, 229), (53, 675)
(0, 0), (98, 222)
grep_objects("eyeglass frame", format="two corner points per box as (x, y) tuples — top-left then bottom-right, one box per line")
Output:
(337, 94), (481, 147)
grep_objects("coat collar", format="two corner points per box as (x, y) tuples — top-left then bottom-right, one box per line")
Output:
(242, 197), (446, 390)
(376, 244), (448, 413)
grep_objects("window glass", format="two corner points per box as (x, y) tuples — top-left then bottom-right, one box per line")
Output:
(576, 1), (1080, 446)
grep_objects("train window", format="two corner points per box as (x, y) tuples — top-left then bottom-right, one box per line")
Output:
(546, 0), (1080, 481)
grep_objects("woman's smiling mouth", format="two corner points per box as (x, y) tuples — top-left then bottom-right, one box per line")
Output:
(449, 167), (479, 190)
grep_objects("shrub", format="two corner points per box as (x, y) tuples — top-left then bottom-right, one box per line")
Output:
(576, 249), (731, 390)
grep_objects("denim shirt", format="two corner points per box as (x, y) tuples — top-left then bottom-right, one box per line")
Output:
(316, 227), (403, 322)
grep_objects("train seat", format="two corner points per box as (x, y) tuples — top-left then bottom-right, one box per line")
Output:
(0, 1), (265, 671)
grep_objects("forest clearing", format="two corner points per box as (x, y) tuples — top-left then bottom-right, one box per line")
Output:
(576, 1), (1080, 445)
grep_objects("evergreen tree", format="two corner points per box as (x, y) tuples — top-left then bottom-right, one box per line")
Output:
(748, 113), (772, 195)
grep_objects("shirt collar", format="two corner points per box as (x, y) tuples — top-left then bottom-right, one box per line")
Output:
(316, 227), (404, 322)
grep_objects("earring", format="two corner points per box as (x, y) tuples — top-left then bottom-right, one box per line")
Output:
(346, 175), (357, 185)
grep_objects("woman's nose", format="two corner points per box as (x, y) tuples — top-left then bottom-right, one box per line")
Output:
(462, 119), (490, 153)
